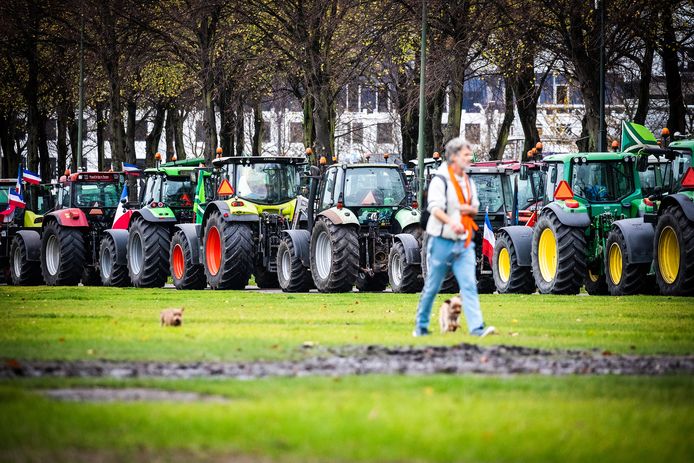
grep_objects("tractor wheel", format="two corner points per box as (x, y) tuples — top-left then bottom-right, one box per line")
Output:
(605, 227), (648, 296)
(81, 267), (101, 286)
(99, 235), (131, 287)
(41, 221), (86, 286)
(204, 211), (254, 290)
(584, 267), (608, 295)
(310, 218), (358, 293)
(356, 272), (389, 292)
(127, 218), (170, 288)
(653, 204), (694, 296)
(277, 236), (313, 292)
(254, 265), (279, 289)
(492, 233), (534, 294)
(388, 240), (423, 293)
(531, 211), (586, 295)
(10, 235), (42, 285)
(170, 230), (206, 290)
(421, 233), (458, 293)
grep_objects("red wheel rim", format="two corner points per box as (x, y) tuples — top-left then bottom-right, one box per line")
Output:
(206, 226), (221, 276)
(172, 244), (185, 280)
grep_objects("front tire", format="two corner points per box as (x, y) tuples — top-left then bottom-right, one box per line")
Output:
(170, 230), (206, 290)
(41, 221), (86, 286)
(277, 236), (313, 292)
(388, 240), (423, 293)
(204, 211), (254, 290)
(605, 227), (648, 295)
(10, 235), (42, 286)
(310, 218), (358, 292)
(128, 218), (170, 288)
(99, 235), (131, 287)
(653, 204), (694, 296)
(531, 211), (586, 295)
(492, 232), (534, 294)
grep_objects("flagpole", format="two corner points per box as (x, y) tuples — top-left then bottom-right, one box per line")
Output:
(77, 6), (85, 171)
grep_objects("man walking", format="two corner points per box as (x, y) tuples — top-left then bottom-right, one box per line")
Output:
(413, 137), (496, 337)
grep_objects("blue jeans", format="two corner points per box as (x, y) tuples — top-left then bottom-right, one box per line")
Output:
(415, 236), (486, 334)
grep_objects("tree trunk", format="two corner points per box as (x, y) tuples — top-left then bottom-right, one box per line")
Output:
(252, 102), (264, 156)
(37, 113), (51, 179)
(634, 43), (654, 125)
(513, 68), (542, 158)
(68, 109), (79, 172)
(575, 73), (600, 153)
(0, 111), (18, 178)
(218, 83), (235, 156)
(96, 103), (106, 171)
(100, 1), (126, 170)
(431, 88), (446, 152)
(447, 80), (463, 141)
(660, 3), (686, 133)
(145, 102), (166, 166)
(235, 97), (244, 157)
(490, 80), (515, 160)
(424, 96), (435, 158)
(172, 107), (186, 160)
(56, 103), (69, 176)
(165, 107), (175, 162)
(302, 95), (315, 156)
(126, 99), (137, 163)
(312, 85), (335, 163)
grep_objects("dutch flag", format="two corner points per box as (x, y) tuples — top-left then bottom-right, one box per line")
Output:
(112, 184), (132, 229)
(482, 209), (495, 266)
(8, 188), (25, 209)
(123, 162), (141, 173)
(22, 168), (41, 185)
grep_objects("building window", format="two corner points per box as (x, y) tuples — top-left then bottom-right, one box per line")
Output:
(347, 84), (359, 112)
(465, 124), (480, 144)
(290, 122), (303, 143)
(352, 122), (363, 145)
(263, 121), (272, 143)
(377, 123), (393, 144)
(361, 87), (376, 113)
(556, 85), (569, 104)
(378, 87), (390, 112)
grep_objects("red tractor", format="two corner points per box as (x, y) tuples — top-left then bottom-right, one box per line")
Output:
(36, 172), (125, 285)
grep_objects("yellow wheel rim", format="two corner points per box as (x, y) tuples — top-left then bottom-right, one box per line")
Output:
(538, 228), (557, 282)
(608, 243), (623, 285)
(498, 247), (511, 283)
(658, 226), (680, 284)
(588, 268), (600, 283)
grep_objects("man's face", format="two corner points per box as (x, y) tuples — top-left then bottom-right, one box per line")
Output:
(451, 147), (472, 169)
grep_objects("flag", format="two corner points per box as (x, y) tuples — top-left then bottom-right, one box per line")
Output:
(482, 210), (495, 265)
(621, 121), (658, 153)
(194, 172), (206, 224)
(122, 163), (141, 176)
(8, 188), (25, 209)
(15, 165), (22, 195)
(22, 168), (41, 185)
(1, 203), (15, 222)
(112, 185), (132, 229)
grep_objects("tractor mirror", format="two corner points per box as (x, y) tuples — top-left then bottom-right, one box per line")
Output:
(519, 165), (529, 181)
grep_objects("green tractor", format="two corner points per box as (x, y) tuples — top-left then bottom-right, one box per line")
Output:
(495, 151), (651, 295)
(171, 155), (305, 290)
(277, 161), (422, 293)
(98, 157), (210, 288)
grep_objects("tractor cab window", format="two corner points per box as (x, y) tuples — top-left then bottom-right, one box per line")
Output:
(571, 161), (634, 203)
(516, 169), (544, 208)
(672, 150), (692, 186)
(639, 161), (669, 196)
(73, 182), (121, 208)
(57, 184), (71, 208)
(235, 162), (301, 205)
(142, 175), (163, 203)
(544, 163), (564, 202)
(163, 177), (195, 208)
(471, 174), (512, 213)
(319, 167), (338, 210)
(343, 167), (406, 207)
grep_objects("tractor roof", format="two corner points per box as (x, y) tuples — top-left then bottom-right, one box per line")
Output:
(669, 139), (694, 152)
(342, 163), (401, 169)
(468, 164), (514, 175)
(212, 155), (306, 168)
(542, 152), (632, 163)
(144, 166), (200, 176)
(160, 157), (205, 168)
(0, 178), (16, 185)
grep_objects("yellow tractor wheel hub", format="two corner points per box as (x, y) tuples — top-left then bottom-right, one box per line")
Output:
(608, 243), (623, 285)
(498, 247), (511, 283)
(538, 228), (557, 282)
(658, 226), (680, 284)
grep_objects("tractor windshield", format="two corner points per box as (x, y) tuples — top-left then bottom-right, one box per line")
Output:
(639, 161), (670, 196)
(163, 177), (195, 208)
(0, 184), (10, 210)
(343, 167), (406, 207)
(516, 169), (544, 208)
(73, 182), (121, 208)
(235, 162), (300, 204)
(571, 161), (635, 202)
(470, 174), (512, 213)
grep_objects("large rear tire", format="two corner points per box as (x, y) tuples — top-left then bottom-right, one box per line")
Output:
(277, 236), (313, 292)
(41, 221), (85, 286)
(310, 218), (358, 293)
(492, 232), (534, 294)
(254, 265), (279, 289)
(170, 230), (206, 290)
(531, 211), (586, 295)
(99, 235), (131, 287)
(388, 240), (423, 293)
(653, 204), (694, 296)
(605, 227), (648, 296)
(204, 211), (254, 290)
(356, 272), (388, 292)
(128, 218), (170, 288)
(10, 235), (42, 286)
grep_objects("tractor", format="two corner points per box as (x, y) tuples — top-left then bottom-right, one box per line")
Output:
(99, 157), (210, 288)
(276, 161), (422, 293)
(37, 171), (125, 286)
(494, 152), (651, 295)
(171, 155), (305, 290)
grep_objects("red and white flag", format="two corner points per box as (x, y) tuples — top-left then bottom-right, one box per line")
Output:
(482, 210), (495, 265)
(22, 168), (41, 185)
(112, 185), (132, 229)
(8, 188), (25, 209)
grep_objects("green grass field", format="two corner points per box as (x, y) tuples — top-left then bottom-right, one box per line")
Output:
(1, 286), (693, 462)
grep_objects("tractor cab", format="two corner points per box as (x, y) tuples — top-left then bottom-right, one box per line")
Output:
(55, 172), (124, 229)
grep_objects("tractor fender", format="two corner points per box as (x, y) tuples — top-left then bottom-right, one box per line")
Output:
(611, 218), (654, 264)
(173, 223), (203, 266)
(497, 225), (533, 267)
(393, 233), (421, 265)
(318, 207), (360, 226)
(282, 229), (311, 268)
(102, 229), (129, 265)
(658, 193), (694, 222)
(394, 208), (421, 231)
(45, 209), (89, 227)
(131, 207), (177, 224)
(543, 203), (591, 228)
(14, 230), (42, 262)
(203, 201), (259, 225)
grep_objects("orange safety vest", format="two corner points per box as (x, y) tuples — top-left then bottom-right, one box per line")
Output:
(448, 164), (478, 248)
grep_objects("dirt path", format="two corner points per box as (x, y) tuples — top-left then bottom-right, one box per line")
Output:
(2, 344), (693, 379)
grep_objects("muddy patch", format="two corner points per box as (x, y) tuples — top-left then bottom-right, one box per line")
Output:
(3, 343), (693, 379)
(42, 387), (229, 403)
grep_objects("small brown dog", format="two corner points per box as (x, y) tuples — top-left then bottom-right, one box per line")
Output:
(439, 297), (462, 333)
(160, 308), (184, 327)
